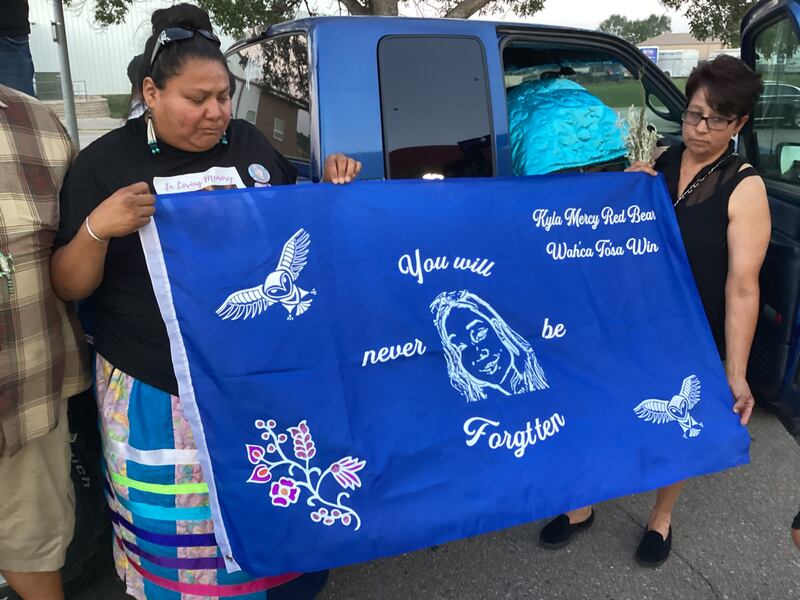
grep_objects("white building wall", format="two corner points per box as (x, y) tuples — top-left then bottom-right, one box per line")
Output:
(28, 0), (237, 96)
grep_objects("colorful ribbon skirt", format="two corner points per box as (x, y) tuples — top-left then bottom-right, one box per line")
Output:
(96, 355), (307, 599)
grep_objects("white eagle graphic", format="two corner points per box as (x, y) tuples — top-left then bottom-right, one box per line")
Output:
(633, 374), (703, 438)
(216, 228), (316, 321)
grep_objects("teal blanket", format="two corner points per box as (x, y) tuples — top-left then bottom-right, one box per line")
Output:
(507, 78), (627, 175)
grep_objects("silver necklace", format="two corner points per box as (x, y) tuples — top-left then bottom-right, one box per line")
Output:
(674, 152), (736, 208)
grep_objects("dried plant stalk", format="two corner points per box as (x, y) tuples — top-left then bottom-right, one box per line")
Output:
(623, 105), (659, 165)
(621, 69), (658, 165)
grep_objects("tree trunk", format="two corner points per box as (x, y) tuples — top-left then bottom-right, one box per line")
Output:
(338, 0), (370, 15)
(444, 0), (492, 18)
(370, 0), (399, 15)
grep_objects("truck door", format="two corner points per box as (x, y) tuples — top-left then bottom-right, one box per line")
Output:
(740, 0), (800, 428)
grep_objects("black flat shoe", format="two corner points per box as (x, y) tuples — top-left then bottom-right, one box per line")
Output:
(539, 510), (595, 549)
(636, 526), (672, 567)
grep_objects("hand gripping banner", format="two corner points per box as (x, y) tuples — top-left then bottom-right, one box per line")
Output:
(140, 173), (749, 576)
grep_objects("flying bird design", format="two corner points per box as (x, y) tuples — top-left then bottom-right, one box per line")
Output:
(216, 228), (316, 321)
(633, 374), (703, 439)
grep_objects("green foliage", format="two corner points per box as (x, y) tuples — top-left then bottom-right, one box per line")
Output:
(71, 0), (129, 24)
(598, 14), (672, 45)
(472, 0), (545, 19)
(659, 0), (755, 47)
(65, 0), (303, 36)
(200, 0), (302, 36)
(752, 17), (799, 61)
(66, 0), (545, 37)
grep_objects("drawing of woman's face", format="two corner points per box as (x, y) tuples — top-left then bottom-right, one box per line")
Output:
(445, 306), (511, 386)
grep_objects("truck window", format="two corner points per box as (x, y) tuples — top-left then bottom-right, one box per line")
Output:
(752, 17), (800, 188)
(502, 41), (680, 176)
(377, 36), (494, 179)
(227, 34), (311, 165)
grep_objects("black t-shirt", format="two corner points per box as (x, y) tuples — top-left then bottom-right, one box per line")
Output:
(0, 1), (30, 37)
(55, 117), (297, 394)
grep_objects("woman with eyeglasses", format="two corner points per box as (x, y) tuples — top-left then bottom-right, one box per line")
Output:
(50, 4), (358, 599)
(539, 55), (771, 567)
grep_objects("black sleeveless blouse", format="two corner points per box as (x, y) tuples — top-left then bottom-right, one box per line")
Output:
(653, 143), (759, 358)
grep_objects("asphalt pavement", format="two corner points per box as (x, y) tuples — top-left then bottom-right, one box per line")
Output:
(70, 407), (800, 600)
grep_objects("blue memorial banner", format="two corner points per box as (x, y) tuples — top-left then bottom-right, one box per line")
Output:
(140, 173), (749, 577)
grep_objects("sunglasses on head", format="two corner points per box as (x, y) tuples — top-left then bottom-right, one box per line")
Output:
(149, 27), (221, 69)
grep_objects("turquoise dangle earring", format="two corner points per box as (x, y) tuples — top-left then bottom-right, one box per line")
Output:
(220, 132), (228, 146)
(146, 109), (160, 155)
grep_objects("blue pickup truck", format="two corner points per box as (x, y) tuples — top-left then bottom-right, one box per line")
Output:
(224, 0), (800, 432)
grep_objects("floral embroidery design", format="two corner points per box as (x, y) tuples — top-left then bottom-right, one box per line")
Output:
(245, 419), (365, 529)
(270, 477), (300, 506)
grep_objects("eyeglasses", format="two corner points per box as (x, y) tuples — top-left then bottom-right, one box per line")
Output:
(681, 110), (738, 131)
(149, 27), (221, 69)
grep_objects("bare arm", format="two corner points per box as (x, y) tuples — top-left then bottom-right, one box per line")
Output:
(51, 182), (156, 300)
(725, 172), (771, 425)
(51, 219), (110, 300)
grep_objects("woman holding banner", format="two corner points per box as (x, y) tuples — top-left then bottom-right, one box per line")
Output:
(539, 55), (771, 567)
(50, 4), (359, 599)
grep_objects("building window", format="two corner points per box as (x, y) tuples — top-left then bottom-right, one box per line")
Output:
(273, 117), (285, 142)
(377, 36), (494, 179)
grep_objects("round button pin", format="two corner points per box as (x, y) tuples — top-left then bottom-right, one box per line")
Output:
(248, 163), (271, 185)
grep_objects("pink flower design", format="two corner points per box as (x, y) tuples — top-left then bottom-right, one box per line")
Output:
(288, 420), (316, 460)
(247, 464), (272, 484)
(270, 477), (300, 507)
(246, 444), (266, 465)
(246, 418), (365, 529)
(330, 457), (366, 490)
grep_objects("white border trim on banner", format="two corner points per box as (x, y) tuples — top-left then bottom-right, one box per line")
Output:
(139, 221), (241, 573)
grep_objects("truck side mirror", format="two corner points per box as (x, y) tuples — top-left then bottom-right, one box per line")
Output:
(778, 142), (800, 181)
